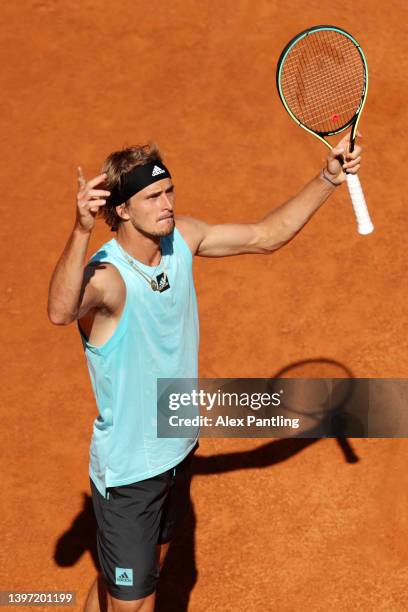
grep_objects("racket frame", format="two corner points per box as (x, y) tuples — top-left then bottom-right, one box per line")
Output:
(276, 25), (369, 150)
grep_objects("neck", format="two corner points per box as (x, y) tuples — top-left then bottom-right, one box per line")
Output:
(116, 225), (162, 266)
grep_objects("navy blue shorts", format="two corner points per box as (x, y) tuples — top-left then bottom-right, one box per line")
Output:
(90, 444), (197, 601)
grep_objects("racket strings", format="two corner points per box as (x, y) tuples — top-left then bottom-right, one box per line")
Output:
(287, 32), (363, 117)
(280, 29), (365, 133)
(289, 36), (363, 128)
(286, 35), (363, 130)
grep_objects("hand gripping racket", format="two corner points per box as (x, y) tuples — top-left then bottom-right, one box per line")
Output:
(276, 25), (374, 235)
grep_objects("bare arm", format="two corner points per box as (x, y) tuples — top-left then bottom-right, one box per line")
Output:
(47, 168), (111, 325)
(177, 133), (362, 257)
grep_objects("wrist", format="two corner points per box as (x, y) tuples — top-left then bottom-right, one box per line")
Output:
(320, 168), (342, 187)
(73, 222), (93, 237)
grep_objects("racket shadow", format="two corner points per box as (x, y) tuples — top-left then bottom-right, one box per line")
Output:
(271, 357), (360, 458)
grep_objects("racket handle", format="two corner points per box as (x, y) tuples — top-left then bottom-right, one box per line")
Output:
(345, 173), (374, 235)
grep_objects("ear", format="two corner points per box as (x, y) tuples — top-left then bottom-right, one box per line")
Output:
(115, 201), (130, 222)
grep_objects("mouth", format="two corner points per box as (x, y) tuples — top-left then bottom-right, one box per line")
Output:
(157, 215), (174, 222)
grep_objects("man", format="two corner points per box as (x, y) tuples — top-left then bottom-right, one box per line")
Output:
(47, 136), (363, 612)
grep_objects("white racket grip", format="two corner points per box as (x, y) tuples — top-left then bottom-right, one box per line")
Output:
(346, 173), (374, 235)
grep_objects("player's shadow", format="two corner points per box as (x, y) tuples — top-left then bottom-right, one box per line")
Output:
(54, 493), (100, 570)
(54, 358), (360, 611)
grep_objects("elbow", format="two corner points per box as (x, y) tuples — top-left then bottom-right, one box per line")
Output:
(265, 224), (299, 253)
(266, 240), (287, 253)
(255, 221), (290, 254)
(47, 307), (74, 326)
(259, 235), (289, 254)
(48, 313), (72, 326)
(258, 240), (287, 254)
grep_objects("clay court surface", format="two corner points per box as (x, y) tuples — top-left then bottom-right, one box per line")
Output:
(1, 1), (408, 610)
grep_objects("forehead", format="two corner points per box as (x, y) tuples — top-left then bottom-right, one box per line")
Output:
(139, 177), (173, 198)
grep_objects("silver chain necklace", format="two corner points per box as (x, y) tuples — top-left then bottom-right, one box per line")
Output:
(116, 240), (169, 292)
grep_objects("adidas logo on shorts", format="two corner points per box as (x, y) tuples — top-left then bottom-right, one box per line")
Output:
(115, 567), (134, 586)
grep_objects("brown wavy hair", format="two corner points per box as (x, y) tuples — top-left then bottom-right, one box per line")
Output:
(100, 141), (163, 231)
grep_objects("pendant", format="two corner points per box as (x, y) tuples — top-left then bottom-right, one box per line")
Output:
(156, 272), (170, 293)
(150, 279), (158, 291)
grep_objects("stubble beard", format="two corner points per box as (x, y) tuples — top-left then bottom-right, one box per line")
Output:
(130, 216), (175, 239)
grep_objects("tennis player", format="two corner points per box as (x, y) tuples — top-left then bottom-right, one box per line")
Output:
(47, 135), (362, 612)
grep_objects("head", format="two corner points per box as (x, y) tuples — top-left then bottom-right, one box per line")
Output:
(100, 142), (175, 238)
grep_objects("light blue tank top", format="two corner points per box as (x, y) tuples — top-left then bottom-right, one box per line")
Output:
(78, 228), (199, 497)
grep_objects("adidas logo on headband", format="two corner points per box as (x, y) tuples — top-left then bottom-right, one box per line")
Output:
(152, 165), (166, 177)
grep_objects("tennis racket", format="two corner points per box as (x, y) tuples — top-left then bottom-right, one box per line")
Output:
(276, 25), (374, 235)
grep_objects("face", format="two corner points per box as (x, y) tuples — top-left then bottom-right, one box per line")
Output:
(116, 178), (175, 238)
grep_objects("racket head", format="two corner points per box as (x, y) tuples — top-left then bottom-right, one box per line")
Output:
(276, 25), (368, 141)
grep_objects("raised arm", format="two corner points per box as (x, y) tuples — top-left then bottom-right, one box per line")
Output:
(177, 133), (362, 257)
(47, 168), (112, 325)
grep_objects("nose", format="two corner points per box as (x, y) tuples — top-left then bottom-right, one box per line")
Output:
(161, 192), (173, 211)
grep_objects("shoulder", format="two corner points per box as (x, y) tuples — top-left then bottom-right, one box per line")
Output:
(84, 259), (123, 286)
(175, 215), (210, 255)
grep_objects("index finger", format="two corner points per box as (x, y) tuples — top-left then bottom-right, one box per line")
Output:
(77, 166), (86, 189)
(86, 173), (108, 189)
(340, 131), (363, 152)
